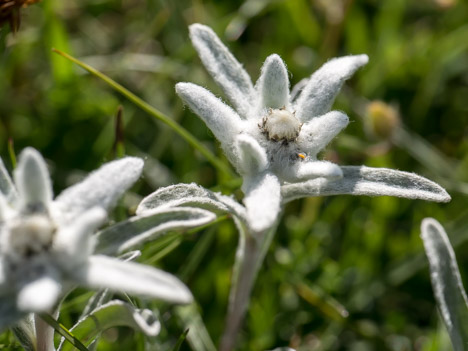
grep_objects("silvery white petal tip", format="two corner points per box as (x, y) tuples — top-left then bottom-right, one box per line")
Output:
(421, 218), (444, 236)
(189, 23), (213, 36)
(189, 23), (255, 118)
(327, 54), (369, 73)
(236, 134), (268, 175)
(14, 147), (53, 210)
(17, 276), (61, 312)
(295, 54), (369, 121)
(257, 54), (290, 110)
(353, 54), (369, 65)
(176, 82), (243, 145)
(132, 308), (162, 336)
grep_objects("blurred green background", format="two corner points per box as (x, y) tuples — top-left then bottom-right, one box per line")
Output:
(1, 0), (468, 350)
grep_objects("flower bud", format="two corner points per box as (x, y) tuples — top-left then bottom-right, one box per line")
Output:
(364, 101), (400, 140)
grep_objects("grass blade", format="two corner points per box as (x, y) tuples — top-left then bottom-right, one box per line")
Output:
(39, 313), (89, 351)
(51, 48), (234, 178)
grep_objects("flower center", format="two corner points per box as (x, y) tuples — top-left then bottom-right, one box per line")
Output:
(260, 108), (302, 142)
(7, 215), (56, 258)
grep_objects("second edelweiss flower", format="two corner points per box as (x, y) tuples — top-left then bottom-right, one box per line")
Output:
(0, 148), (192, 330)
(176, 24), (368, 231)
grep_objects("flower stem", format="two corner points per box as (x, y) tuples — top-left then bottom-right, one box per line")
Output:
(35, 314), (56, 351)
(51, 48), (235, 178)
(220, 223), (278, 351)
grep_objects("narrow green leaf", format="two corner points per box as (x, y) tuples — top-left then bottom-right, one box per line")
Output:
(172, 329), (189, 351)
(51, 49), (234, 178)
(113, 106), (126, 159)
(296, 282), (349, 322)
(176, 304), (216, 351)
(7, 138), (16, 169)
(44, 0), (73, 84)
(39, 313), (89, 351)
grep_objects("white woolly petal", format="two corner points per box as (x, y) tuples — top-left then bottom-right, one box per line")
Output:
(242, 173), (281, 233)
(236, 134), (268, 175)
(0, 158), (17, 203)
(281, 166), (451, 204)
(55, 207), (107, 259)
(14, 148), (53, 211)
(421, 218), (468, 350)
(256, 54), (290, 110)
(54, 157), (143, 224)
(295, 55), (369, 122)
(17, 276), (61, 312)
(136, 183), (247, 221)
(297, 111), (349, 156)
(189, 23), (255, 118)
(0, 193), (13, 222)
(176, 82), (243, 146)
(95, 207), (216, 255)
(280, 161), (343, 183)
(82, 255), (193, 304)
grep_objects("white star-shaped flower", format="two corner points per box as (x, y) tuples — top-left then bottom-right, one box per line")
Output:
(0, 148), (192, 330)
(176, 24), (449, 233)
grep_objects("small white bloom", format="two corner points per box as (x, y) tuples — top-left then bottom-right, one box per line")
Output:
(0, 148), (192, 330)
(177, 24), (449, 233)
(177, 25), (366, 231)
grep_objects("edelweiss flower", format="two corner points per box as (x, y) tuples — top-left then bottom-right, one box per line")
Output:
(176, 24), (450, 233)
(0, 148), (192, 330)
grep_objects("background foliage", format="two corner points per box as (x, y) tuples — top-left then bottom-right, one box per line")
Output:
(1, 0), (468, 350)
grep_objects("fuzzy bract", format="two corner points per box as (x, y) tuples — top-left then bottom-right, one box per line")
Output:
(0, 148), (192, 330)
(420, 218), (468, 351)
(176, 24), (450, 233)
